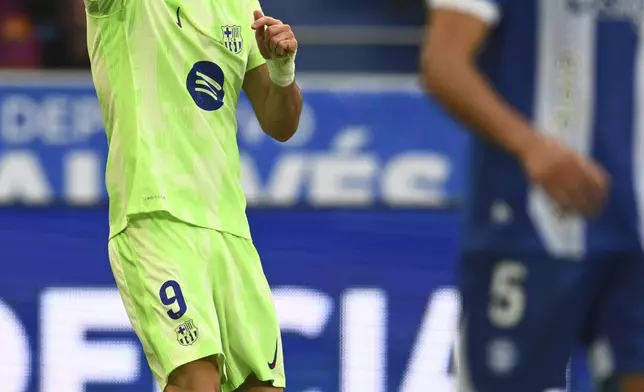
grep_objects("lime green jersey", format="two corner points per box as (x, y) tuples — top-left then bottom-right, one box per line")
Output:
(85, 0), (265, 239)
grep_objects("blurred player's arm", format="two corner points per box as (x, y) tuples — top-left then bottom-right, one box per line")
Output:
(421, 0), (608, 215)
(243, 10), (302, 143)
(420, 1), (538, 159)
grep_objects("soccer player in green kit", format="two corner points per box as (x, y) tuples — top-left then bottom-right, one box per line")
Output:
(83, 0), (302, 391)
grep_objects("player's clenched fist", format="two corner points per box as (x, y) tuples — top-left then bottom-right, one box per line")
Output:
(251, 10), (297, 59)
(250, 10), (297, 87)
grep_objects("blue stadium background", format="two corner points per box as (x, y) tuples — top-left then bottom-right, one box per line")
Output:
(0, 1), (594, 391)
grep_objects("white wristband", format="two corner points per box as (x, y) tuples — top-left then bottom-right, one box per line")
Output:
(267, 52), (296, 87)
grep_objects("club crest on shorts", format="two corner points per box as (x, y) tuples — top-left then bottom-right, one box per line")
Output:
(222, 25), (243, 54)
(175, 319), (199, 346)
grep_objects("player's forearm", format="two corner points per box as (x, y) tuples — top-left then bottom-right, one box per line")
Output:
(423, 59), (538, 159)
(259, 81), (303, 142)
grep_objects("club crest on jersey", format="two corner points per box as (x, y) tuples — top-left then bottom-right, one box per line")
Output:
(222, 25), (243, 54)
(175, 319), (199, 346)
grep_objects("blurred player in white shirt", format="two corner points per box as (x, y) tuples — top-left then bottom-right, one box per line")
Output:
(422, 0), (644, 391)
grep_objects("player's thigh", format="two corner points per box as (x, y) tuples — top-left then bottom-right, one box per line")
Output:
(108, 212), (223, 389)
(458, 251), (586, 392)
(209, 232), (285, 392)
(234, 373), (284, 392)
(166, 356), (221, 392)
(590, 253), (644, 389)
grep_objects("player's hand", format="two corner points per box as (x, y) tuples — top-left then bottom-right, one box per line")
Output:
(251, 10), (297, 59)
(520, 135), (610, 217)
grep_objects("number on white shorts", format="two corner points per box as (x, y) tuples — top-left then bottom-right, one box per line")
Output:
(488, 260), (528, 328)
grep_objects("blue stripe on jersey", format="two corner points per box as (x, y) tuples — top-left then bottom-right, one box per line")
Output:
(463, 0), (542, 252)
(463, 0), (643, 254)
(589, 20), (640, 251)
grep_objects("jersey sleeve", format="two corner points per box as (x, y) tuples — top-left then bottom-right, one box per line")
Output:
(246, 0), (267, 72)
(84, 0), (125, 17)
(428, 0), (502, 25)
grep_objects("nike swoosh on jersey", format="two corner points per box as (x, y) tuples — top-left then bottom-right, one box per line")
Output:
(268, 340), (278, 370)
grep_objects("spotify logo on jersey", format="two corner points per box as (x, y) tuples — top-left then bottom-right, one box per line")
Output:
(186, 61), (226, 111)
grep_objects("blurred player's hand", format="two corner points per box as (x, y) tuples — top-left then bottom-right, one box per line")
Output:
(521, 136), (610, 217)
(251, 10), (297, 59)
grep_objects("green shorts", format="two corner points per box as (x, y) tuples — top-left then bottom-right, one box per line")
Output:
(107, 211), (285, 391)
